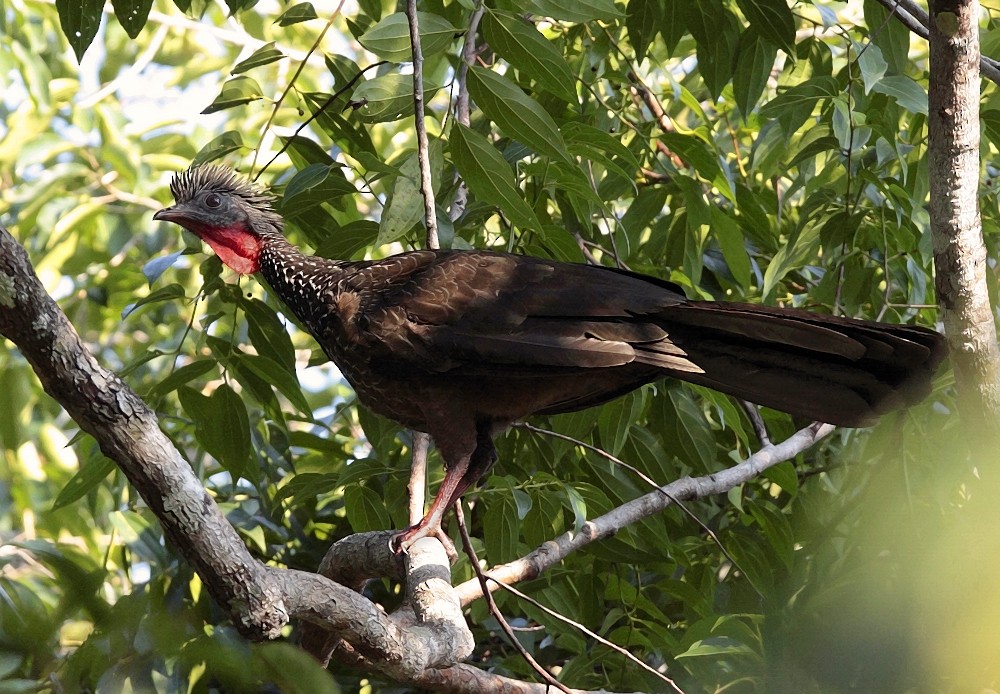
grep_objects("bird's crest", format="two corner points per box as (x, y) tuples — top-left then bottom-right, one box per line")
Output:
(169, 166), (284, 229)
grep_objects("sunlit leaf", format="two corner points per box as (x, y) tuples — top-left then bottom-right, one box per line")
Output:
(349, 73), (440, 123)
(358, 12), (458, 62)
(202, 76), (265, 114)
(276, 3), (318, 26)
(232, 42), (284, 74)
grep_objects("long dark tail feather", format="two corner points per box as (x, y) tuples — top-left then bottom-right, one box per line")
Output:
(646, 303), (947, 427)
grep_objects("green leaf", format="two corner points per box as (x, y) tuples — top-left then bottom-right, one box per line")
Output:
(121, 283), (187, 319)
(735, 0), (795, 54)
(177, 385), (252, 479)
(56, 0), (102, 62)
(711, 207), (751, 288)
(141, 250), (183, 285)
(761, 223), (821, 299)
(685, 0), (739, 99)
(202, 76), (265, 114)
(241, 297), (296, 374)
(467, 67), (569, 161)
(148, 360), (218, 398)
(562, 122), (642, 183)
(280, 164), (357, 213)
(111, 0), (152, 39)
(871, 75), (927, 115)
(598, 391), (643, 456)
(661, 132), (734, 201)
(482, 10), (577, 102)
(450, 123), (541, 231)
(350, 73), (440, 123)
(344, 484), (392, 532)
(236, 353), (311, 415)
(661, 0), (687, 54)
(529, 0), (623, 22)
(759, 76), (840, 120)
(748, 502), (794, 570)
(314, 220), (379, 260)
(193, 131), (245, 166)
(52, 454), (116, 511)
(483, 477), (520, 562)
(762, 461), (799, 497)
(733, 29), (777, 117)
(251, 642), (342, 694)
(855, 41), (888, 94)
(358, 12), (458, 62)
(276, 3), (318, 26)
(377, 151), (424, 246)
(626, 0), (663, 61)
(232, 42), (284, 74)
(864, 0), (911, 74)
(278, 472), (341, 503)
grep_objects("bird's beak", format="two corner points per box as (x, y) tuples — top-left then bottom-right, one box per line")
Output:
(153, 206), (181, 222)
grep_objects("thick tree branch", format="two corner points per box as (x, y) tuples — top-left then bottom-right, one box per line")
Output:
(0, 225), (472, 681)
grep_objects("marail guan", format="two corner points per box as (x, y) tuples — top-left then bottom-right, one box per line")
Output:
(154, 166), (947, 550)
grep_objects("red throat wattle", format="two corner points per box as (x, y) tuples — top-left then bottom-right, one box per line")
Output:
(198, 224), (262, 274)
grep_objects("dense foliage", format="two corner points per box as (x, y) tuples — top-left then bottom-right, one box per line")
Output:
(0, 0), (993, 691)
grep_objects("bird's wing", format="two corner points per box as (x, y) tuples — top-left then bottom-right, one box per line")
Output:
(349, 250), (698, 373)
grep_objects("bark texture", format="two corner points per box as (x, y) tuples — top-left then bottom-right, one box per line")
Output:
(928, 0), (1000, 434)
(0, 225), (473, 682)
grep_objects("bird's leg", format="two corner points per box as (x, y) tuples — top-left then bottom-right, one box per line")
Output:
(391, 424), (498, 553)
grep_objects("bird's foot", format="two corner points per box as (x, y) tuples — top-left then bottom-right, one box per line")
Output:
(389, 523), (456, 561)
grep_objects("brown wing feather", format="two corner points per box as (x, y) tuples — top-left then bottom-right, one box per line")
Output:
(339, 249), (944, 426)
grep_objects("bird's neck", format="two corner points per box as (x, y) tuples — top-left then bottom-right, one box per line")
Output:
(255, 225), (348, 327)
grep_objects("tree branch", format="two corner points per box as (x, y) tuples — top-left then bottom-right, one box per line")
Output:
(0, 225), (473, 681)
(407, 0), (439, 248)
(873, 0), (1000, 85)
(454, 422), (836, 605)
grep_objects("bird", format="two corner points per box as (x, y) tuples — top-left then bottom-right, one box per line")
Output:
(153, 165), (947, 551)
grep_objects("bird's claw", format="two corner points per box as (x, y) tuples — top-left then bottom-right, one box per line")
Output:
(389, 525), (457, 561)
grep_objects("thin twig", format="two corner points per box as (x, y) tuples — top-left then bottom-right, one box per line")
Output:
(455, 505), (572, 694)
(448, 2), (486, 224)
(408, 432), (430, 526)
(256, 61), (387, 178)
(406, 0), (439, 247)
(492, 579), (687, 694)
(455, 422), (836, 606)
(515, 422), (764, 600)
(738, 400), (771, 446)
(251, 0), (347, 176)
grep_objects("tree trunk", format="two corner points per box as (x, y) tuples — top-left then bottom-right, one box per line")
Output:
(928, 0), (1000, 436)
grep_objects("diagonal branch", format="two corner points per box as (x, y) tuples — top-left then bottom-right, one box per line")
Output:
(872, 0), (1000, 84)
(454, 421), (835, 605)
(0, 224), (472, 682)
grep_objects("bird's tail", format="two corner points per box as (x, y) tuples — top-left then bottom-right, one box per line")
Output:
(642, 303), (947, 426)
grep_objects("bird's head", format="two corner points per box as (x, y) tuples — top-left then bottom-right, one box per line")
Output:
(153, 166), (283, 274)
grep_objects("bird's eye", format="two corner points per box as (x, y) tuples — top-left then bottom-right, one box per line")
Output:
(205, 193), (223, 208)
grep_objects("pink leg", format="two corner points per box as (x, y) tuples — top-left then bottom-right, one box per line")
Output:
(391, 424), (497, 553)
